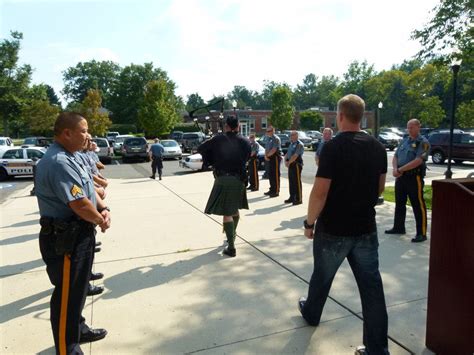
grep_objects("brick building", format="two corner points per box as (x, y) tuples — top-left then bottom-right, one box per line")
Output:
(185, 109), (375, 136)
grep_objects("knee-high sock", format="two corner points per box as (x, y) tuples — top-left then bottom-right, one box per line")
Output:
(223, 221), (235, 249)
(232, 215), (240, 236)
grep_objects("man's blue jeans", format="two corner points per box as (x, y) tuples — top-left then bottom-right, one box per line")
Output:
(301, 231), (389, 355)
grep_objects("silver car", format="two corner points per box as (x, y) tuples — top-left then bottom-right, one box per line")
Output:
(160, 139), (182, 159)
(92, 137), (114, 164)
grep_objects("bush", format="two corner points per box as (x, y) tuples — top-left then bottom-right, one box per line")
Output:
(172, 123), (202, 133)
(109, 123), (137, 134)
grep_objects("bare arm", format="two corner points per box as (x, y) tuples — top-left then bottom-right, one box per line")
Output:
(379, 173), (386, 195)
(69, 198), (104, 225)
(305, 177), (331, 239)
(398, 157), (423, 173)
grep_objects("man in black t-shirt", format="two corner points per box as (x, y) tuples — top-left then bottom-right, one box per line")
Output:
(298, 94), (389, 355)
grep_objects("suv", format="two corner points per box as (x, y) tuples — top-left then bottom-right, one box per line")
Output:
(169, 131), (184, 145)
(428, 131), (474, 164)
(121, 137), (149, 163)
(92, 137), (114, 164)
(276, 134), (290, 153)
(22, 136), (53, 148)
(181, 132), (205, 153)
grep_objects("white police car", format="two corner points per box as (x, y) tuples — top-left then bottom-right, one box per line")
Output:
(0, 147), (46, 181)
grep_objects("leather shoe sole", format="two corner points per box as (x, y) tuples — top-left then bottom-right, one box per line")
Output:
(90, 272), (104, 281)
(87, 285), (104, 296)
(79, 328), (107, 343)
(263, 191), (271, 196)
(385, 229), (406, 234)
(411, 235), (427, 243)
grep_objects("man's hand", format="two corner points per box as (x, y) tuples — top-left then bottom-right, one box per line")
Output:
(304, 227), (314, 239)
(99, 210), (111, 233)
(392, 168), (402, 178)
(285, 161), (289, 168)
(264, 155), (270, 161)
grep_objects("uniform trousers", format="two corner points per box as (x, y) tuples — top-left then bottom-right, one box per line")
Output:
(268, 154), (281, 194)
(248, 157), (259, 190)
(151, 156), (163, 178)
(288, 161), (303, 203)
(393, 173), (428, 236)
(39, 226), (95, 354)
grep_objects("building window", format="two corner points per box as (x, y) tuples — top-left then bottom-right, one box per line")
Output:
(250, 121), (255, 129)
(262, 117), (268, 129)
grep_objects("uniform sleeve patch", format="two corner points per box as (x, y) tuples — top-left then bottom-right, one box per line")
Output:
(70, 184), (83, 197)
(423, 143), (429, 151)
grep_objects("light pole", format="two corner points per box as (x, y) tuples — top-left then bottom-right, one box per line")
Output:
(444, 56), (462, 179)
(376, 101), (383, 138)
(205, 116), (210, 135)
(231, 99), (237, 114)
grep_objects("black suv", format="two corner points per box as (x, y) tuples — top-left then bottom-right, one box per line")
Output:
(121, 137), (149, 163)
(276, 134), (290, 154)
(428, 131), (474, 164)
(181, 132), (205, 153)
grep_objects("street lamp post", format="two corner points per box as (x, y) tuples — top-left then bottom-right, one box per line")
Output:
(444, 56), (462, 179)
(376, 101), (383, 138)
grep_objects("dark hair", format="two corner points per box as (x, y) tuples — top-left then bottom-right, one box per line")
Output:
(54, 112), (85, 136)
(225, 115), (239, 130)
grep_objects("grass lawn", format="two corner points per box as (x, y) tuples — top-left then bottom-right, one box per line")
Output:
(383, 185), (432, 210)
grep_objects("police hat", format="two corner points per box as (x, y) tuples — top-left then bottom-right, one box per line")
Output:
(225, 116), (239, 129)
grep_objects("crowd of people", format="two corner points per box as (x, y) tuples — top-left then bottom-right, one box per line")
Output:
(34, 93), (431, 354)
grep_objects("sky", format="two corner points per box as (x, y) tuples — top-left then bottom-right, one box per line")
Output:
(1, 0), (439, 104)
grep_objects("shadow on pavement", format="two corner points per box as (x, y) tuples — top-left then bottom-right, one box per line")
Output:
(0, 288), (50, 324)
(2, 219), (38, 229)
(0, 258), (44, 278)
(0, 233), (38, 246)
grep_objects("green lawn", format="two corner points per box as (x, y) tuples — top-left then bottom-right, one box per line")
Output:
(383, 185), (432, 210)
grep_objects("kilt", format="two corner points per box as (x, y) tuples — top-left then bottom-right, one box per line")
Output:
(205, 175), (248, 216)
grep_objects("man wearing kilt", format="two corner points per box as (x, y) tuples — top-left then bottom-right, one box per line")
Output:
(198, 116), (251, 257)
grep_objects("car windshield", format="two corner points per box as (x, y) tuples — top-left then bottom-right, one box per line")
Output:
(115, 137), (129, 143)
(94, 139), (108, 147)
(162, 140), (178, 147)
(183, 134), (199, 139)
(0, 139), (5, 145)
(125, 138), (145, 146)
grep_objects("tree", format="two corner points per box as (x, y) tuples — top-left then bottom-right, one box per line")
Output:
(316, 75), (340, 110)
(270, 85), (294, 130)
(457, 100), (474, 128)
(45, 84), (61, 107)
(254, 80), (281, 109)
(0, 31), (32, 136)
(79, 89), (112, 136)
(293, 74), (319, 110)
(185, 93), (205, 112)
(137, 79), (181, 136)
(62, 60), (121, 107)
(227, 85), (257, 109)
(299, 111), (323, 130)
(21, 99), (59, 136)
(341, 60), (376, 103)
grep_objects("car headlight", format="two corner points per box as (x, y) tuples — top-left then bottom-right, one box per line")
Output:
(189, 158), (202, 162)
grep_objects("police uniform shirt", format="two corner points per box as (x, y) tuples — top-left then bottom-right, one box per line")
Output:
(265, 134), (281, 154)
(287, 140), (304, 161)
(316, 140), (325, 157)
(74, 151), (95, 177)
(85, 151), (100, 175)
(36, 142), (96, 220)
(250, 142), (259, 156)
(150, 143), (165, 157)
(395, 135), (430, 167)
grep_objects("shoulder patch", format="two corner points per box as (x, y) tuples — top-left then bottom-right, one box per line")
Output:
(423, 142), (429, 151)
(70, 184), (83, 197)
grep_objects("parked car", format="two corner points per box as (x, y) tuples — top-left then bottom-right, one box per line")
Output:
(0, 147), (45, 181)
(181, 132), (206, 153)
(378, 132), (401, 151)
(161, 139), (182, 159)
(121, 137), (149, 163)
(22, 136), (53, 148)
(0, 137), (14, 155)
(428, 131), (474, 164)
(381, 127), (405, 137)
(169, 131), (184, 145)
(106, 131), (120, 144)
(113, 135), (134, 154)
(92, 137), (114, 164)
(305, 130), (323, 140)
(276, 134), (290, 153)
(295, 131), (313, 148)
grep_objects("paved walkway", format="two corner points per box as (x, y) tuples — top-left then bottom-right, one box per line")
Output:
(1, 170), (465, 354)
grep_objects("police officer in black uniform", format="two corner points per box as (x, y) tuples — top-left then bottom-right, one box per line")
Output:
(284, 131), (304, 205)
(36, 112), (110, 354)
(247, 134), (259, 191)
(198, 116), (251, 257)
(264, 126), (281, 197)
(385, 118), (430, 243)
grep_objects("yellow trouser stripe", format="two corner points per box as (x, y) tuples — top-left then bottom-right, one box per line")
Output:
(59, 255), (71, 355)
(416, 175), (427, 236)
(296, 164), (301, 202)
(275, 158), (279, 192)
(254, 160), (258, 189)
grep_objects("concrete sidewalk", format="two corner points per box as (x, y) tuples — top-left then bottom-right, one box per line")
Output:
(1, 172), (439, 354)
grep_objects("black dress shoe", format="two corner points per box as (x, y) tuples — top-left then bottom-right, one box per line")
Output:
(411, 235), (427, 243)
(298, 297), (306, 315)
(79, 328), (107, 343)
(385, 228), (406, 234)
(250, 188), (258, 191)
(95, 241), (102, 247)
(94, 247), (101, 253)
(284, 198), (293, 203)
(223, 247), (236, 257)
(268, 193), (279, 198)
(87, 285), (104, 296)
(264, 191), (271, 196)
(90, 272), (104, 281)
(293, 201), (302, 206)
(150, 175), (155, 179)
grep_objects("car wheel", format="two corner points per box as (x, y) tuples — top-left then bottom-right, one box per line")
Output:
(122, 157), (128, 164)
(389, 147), (395, 151)
(454, 159), (464, 165)
(432, 151), (445, 164)
(0, 168), (8, 181)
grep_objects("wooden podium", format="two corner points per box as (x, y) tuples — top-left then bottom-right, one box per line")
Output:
(426, 178), (474, 354)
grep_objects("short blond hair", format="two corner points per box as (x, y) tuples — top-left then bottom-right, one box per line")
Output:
(337, 94), (365, 124)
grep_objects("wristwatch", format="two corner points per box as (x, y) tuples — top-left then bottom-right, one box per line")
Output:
(98, 206), (111, 213)
(303, 219), (315, 229)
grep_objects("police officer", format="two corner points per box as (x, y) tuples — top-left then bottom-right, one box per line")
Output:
(264, 126), (281, 197)
(247, 134), (259, 191)
(149, 138), (165, 180)
(36, 112), (110, 354)
(284, 131), (304, 205)
(198, 116), (251, 257)
(386, 118), (430, 243)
